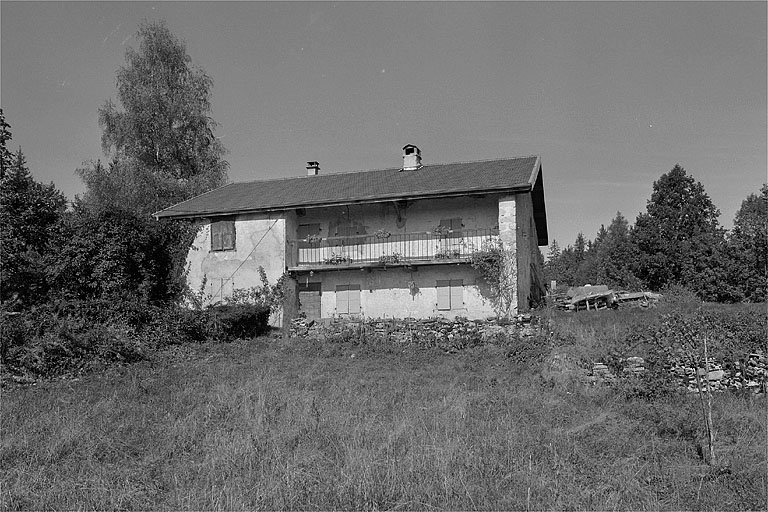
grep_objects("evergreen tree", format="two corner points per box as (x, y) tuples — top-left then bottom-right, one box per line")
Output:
(544, 239), (566, 290)
(0, 109), (13, 179)
(557, 245), (577, 287)
(0, 148), (67, 304)
(573, 232), (587, 266)
(631, 164), (727, 299)
(600, 212), (642, 289)
(727, 184), (768, 302)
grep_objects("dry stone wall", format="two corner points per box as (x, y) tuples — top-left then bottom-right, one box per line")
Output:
(290, 315), (538, 352)
(290, 316), (766, 394)
(587, 352), (767, 394)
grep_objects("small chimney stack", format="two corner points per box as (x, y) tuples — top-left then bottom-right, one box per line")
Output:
(306, 161), (320, 176)
(402, 144), (422, 171)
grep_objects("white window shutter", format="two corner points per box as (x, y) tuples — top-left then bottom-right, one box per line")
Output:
(336, 285), (348, 314)
(436, 280), (450, 310)
(450, 279), (464, 309)
(348, 284), (361, 314)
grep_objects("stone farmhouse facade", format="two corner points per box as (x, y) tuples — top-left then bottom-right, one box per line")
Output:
(155, 145), (548, 326)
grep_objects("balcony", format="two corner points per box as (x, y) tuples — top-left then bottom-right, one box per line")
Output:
(287, 228), (499, 270)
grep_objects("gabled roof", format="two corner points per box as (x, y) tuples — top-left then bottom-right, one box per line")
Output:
(156, 155), (536, 215)
(155, 155), (548, 244)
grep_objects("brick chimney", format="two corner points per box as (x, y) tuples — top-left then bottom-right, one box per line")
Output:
(402, 144), (422, 171)
(306, 161), (320, 176)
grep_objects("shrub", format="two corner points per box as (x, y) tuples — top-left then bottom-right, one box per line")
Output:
(658, 283), (701, 312)
(148, 306), (209, 346)
(203, 304), (271, 341)
(1, 309), (148, 379)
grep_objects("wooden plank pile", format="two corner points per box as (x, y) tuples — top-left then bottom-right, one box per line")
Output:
(549, 285), (662, 312)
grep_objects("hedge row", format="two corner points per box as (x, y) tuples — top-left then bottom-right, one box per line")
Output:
(1, 300), (270, 381)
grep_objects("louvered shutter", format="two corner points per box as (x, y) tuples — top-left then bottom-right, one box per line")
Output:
(450, 279), (464, 309)
(211, 220), (235, 251)
(211, 226), (222, 251)
(336, 285), (349, 314)
(436, 280), (450, 310)
(222, 221), (235, 250)
(348, 284), (361, 314)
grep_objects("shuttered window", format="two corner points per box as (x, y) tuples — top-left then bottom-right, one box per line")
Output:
(437, 279), (464, 311)
(211, 219), (236, 251)
(336, 284), (361, 315)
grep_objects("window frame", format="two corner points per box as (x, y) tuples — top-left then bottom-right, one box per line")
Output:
(438, 217), (464, 237)
(336, 284), (361, 315)
(210, 218), (236, 252)
(297, 223), (322, 240)
(436, 279), (464, 311)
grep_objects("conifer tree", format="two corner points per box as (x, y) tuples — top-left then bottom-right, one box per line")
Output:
(0, 148), (67, 304)
(631, 164), (726, 299)
(727, 185), (768, 302)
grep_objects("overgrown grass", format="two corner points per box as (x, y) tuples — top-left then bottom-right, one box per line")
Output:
(2, 307), (766, 510)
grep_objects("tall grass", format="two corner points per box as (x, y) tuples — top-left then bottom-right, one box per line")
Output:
(2, 308), (766, 510)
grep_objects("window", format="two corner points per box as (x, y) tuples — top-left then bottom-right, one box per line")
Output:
(438, 217), (463, 237)
(298, 223), (321, 240)
(299, 282), (322, 320)
(211, 219), (235, 251)
(436, 279), (464, 311)
(336, 284), (361, 315)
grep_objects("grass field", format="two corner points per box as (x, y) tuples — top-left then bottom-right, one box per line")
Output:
(1, 307), (766, 510)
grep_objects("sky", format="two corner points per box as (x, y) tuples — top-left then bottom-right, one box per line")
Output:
(2, 1), (766, 248)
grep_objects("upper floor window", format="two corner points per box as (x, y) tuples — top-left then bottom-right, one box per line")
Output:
(211, 219), (235, 251)
(438, 217), (463, 237)
(298, 223), (321, 240)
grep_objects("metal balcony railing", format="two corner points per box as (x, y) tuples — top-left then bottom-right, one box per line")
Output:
(287, 228), (499, 268)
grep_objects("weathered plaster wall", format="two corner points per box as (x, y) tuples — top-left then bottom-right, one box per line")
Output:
(289, 195), (499, 240)
(186, 212), (286, 307)
(297, 265), (496, 320)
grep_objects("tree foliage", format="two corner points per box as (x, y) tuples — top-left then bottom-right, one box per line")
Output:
(45, 204), (187, 304)
(576, 212), (642, 290)
(0, 148), (67, 305)
(81, 20), (227, 215)
(71, 20), (229, 307)
(727, 184), (768, 302)
(631, 165), (728, 300)
(544, 166), (754, 301)
(0, 109), (13, 179)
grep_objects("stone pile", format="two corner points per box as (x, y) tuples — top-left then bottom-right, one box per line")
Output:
(588, 362), (616, 385)
(669, 351), (766, 393)
(585, 351), (766, 394)
(623, 356), (646, 376)
(587, 356), (644, 385)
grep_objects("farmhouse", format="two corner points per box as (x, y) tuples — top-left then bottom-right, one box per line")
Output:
(154, 145), (548, 325)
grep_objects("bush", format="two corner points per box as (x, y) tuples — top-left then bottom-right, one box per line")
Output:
(148, 307), (209, 346)
(203, 304), (271, 341)
(658, 283), (702, 312)
(1, 309), (148, 379)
